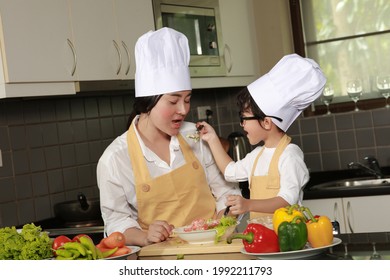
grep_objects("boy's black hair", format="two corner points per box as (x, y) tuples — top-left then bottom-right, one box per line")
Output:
(236, 87), (265, 118)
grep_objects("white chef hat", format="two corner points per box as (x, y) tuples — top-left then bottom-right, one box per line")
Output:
(135, 27), (191, 97)
(247, 54), (326, 131)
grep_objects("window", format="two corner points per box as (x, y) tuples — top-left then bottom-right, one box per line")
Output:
(290, 0), (390, 114)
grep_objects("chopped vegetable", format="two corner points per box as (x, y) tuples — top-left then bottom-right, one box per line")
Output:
(0, 223), (53, 260)
(186, 131), (200, 142)
(214, 216), (237, 242)
(183, 216), (238, 242)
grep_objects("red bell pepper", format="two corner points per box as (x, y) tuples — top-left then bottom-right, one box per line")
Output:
(227, 223), (280, 253)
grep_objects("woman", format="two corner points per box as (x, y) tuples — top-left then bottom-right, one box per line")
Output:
(97, 28), (240, 247)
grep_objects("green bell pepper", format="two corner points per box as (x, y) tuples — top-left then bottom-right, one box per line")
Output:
(277, 216), (308, 252)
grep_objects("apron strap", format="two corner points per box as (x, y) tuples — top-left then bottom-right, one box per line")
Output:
(127, 120), (151, 185)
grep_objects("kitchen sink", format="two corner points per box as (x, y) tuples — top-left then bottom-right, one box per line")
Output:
(309, 177), (390, 192)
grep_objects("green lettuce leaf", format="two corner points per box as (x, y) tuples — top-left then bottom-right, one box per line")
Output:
(0, 223), (52, 260)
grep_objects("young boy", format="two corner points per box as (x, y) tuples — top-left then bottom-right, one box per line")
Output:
(199, 54), (326, 219)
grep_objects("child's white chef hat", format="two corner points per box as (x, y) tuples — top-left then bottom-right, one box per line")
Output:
(248, 54), (326, 131)
(135, 27), (191, 97)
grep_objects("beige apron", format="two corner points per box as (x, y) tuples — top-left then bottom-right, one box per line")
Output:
(249, 134), (291, 219)
(127, 123), (216, 230)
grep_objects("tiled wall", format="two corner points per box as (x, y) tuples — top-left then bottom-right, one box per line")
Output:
(288, 108), (390, 172)
(0, 88), (389, 228)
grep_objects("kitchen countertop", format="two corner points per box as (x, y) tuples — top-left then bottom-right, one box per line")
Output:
(303, 167), (390, 200)
(136, 232), (390, 260)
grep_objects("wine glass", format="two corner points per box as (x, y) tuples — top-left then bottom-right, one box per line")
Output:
(343, 243), (353, 260)
(346, 79), (363, 112)
(376, 75), (390, 108)
(322, 85), (334, 115)
(369, 242), (382, 260)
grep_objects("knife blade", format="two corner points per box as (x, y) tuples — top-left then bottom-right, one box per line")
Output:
(223, 205), (231, 216)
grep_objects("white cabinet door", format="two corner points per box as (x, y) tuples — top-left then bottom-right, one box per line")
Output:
(68, 0), (120, 81)
(218, 0), (258, 77)
(302, 198), (346, 234)
(114, 0), (155, 79)
(0, 0), (74, 82)
(343, 195), (390, 234)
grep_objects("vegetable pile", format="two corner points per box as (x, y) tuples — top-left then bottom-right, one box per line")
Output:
(52, 232), (131, 260)
(0, 223), (52, 260)
(227, 205), (334, 253)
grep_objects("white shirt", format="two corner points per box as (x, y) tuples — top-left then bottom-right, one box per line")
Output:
(97, 119), (240, 235)
(224, 144), (309, 205)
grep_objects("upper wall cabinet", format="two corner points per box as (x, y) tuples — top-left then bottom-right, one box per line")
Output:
(191, 0), (259, 89)
(0, 0), (155, 98)
(219, 0), (258, 77)
(0, 0), (75, 83)
(113, 0), (155, 79)
(68, 0), (119, 81)
(68, 0), (154, 81)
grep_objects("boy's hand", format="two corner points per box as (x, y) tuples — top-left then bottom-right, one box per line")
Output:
(197, 122), (219, 143)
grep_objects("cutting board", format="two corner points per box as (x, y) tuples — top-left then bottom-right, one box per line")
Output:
(138, 237), (253, 260)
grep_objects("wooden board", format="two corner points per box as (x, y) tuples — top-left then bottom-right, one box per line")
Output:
(138, 237), (253, 260)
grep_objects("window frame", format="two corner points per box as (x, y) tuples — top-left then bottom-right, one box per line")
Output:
(289, 0), (386, 117)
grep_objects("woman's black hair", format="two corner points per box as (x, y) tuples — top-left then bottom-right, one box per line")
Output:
(126, 95), (163, 129)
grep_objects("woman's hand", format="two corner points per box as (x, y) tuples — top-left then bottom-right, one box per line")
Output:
(144, 220), (174, 246)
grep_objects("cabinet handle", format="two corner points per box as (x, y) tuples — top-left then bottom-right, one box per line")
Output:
(121, 41), (131, 76)
(113, 40), (122, 75)
(346, 201), (354, 233)
(224, 44), (233, 73)
(333, 202), (338, 221)
(67, 39), (77, 76)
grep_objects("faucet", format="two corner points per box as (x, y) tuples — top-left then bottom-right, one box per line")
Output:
(348, 156), (384, 179)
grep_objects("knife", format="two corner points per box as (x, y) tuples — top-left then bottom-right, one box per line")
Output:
(223, 205), (231, 217)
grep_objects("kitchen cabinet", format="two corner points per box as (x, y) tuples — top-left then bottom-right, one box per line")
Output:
(302, 198), (347, 234)
(0, 0), (155, 98)
(0, 0), (74, 83)
(190, 0), (259, 89)
(218, 0), (258, 77)
(68, 0), (120, 81)
(303, 195), (390, 234)
(113, 0), (155, 79)
(68, 0), (154, 81)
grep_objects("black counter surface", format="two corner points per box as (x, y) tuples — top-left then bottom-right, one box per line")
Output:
(307, 231), (390, 260)
(303, 166), (390, 200)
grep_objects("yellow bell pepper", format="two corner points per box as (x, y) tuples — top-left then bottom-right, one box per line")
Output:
(301, 207), (333, 248)
(272, 204), (305, 235)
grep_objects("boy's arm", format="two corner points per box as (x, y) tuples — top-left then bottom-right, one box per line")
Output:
(198, 122), (234, 174)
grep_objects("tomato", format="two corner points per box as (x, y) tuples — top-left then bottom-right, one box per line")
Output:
(72, 234), (91, 243)
(103, 232), (126, 249)
(96, 238), (109, 250)
(52, 235), (72, 251)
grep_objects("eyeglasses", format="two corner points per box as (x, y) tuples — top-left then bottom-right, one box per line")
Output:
(239, 115), (283, 127)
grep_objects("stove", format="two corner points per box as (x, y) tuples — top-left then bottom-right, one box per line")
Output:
(33, 217), (105, 244)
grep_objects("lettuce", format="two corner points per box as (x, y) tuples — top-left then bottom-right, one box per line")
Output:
(0, 223), (53, 260)
(214, 216), (237, 242)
